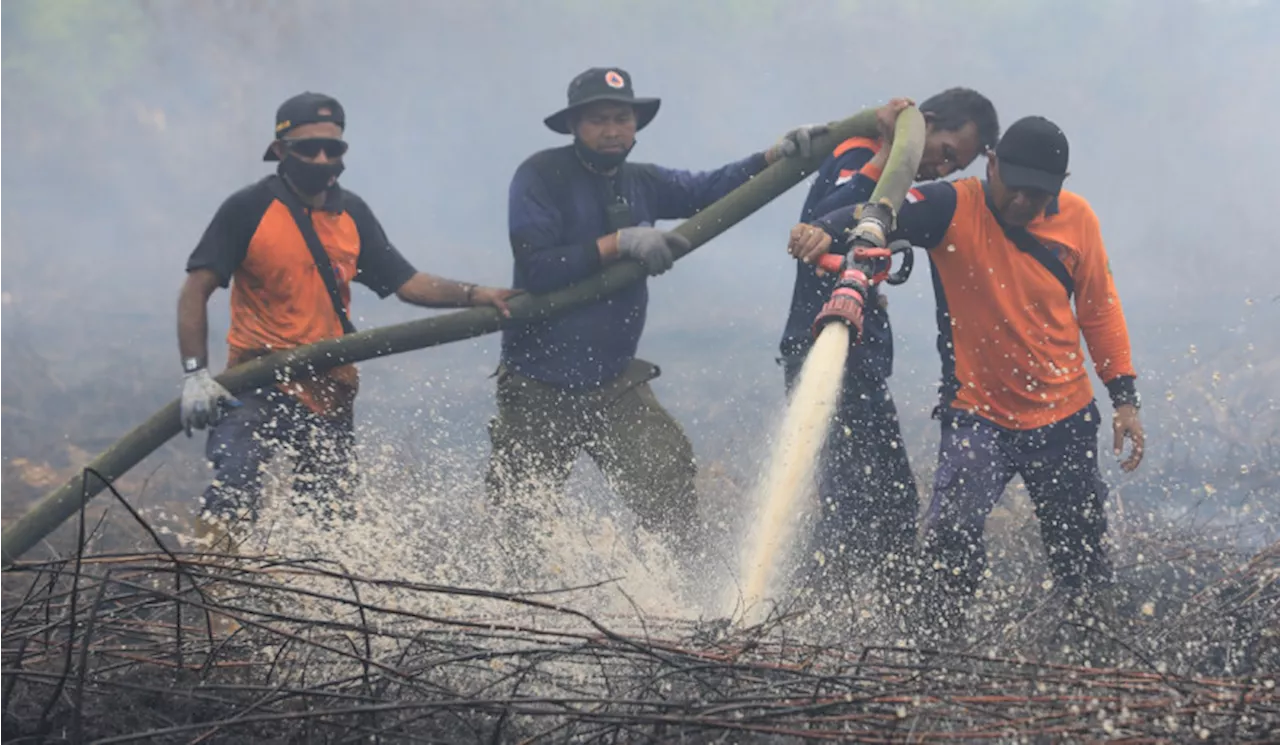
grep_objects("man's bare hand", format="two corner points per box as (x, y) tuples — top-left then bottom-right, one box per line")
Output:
(876, 97), (916, 146)
(787, 223), (833, 266)
(471, 287), (520, 317)
(1112, 404), (1144, 472)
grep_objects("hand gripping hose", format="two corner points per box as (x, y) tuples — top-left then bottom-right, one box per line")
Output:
(811, 108), (926, 343)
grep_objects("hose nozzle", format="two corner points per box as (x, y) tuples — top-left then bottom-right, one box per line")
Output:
(812, 271), (868, 342)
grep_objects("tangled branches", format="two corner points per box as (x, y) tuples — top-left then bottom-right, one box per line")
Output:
(2, 539), (1276, 744)
(0, 468), (1275, 742)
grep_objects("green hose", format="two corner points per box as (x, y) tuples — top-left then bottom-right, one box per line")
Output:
(2, 108), (885, 567)
(868, 107), (926, 209)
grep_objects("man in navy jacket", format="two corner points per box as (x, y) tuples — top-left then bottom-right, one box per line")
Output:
(782, 89), (998, 600)
(487, 66), (820, 566)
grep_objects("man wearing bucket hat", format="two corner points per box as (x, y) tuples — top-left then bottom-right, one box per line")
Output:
(486, 67), (823, 566)
(178, 91), (517, 541)
(808, 115), (1145, 633)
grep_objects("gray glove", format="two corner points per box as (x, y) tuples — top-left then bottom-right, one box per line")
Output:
(617, 227), (689, 276)
(770, 123), (829, 160)
(180, 369), (239, 436)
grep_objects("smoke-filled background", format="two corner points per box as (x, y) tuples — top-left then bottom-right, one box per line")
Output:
(4, 0), (1278, 559)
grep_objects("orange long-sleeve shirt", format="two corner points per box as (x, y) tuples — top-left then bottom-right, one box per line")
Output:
(816, 176), (1136, 430)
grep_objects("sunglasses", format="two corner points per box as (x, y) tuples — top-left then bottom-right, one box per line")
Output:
(283, 137), (348, 159)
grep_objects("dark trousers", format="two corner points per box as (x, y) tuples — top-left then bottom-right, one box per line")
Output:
(781, 355), (919, 584)
(484, 360), (700, 556)
(921, 402), (1113, 610)
(202, 388), (356, 523)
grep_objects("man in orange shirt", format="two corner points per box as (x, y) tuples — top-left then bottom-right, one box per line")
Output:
(178, 92), (516, 532)
(803, 116), (1145, 629)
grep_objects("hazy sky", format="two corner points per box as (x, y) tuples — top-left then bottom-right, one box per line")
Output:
(3, 0), (1277, 535)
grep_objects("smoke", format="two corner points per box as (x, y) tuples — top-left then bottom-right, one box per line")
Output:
(3, 0), (1278, 556)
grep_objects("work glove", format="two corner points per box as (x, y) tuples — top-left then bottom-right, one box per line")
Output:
(616, 227), (689, 276)
(769, 123), (829, 161)
(180, 369), (239, 437)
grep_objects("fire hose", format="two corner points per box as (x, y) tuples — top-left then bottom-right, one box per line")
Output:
(811, 112), (926, 344)
(1, 107), (894, 567)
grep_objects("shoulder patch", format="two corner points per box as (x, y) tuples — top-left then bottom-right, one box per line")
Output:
(1041, 238), (1082, 277)
(906, 188), (925, 203)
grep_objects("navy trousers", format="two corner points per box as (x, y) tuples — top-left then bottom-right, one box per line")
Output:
(201, 388), (356, 523)
(921, 401), (1114, 607)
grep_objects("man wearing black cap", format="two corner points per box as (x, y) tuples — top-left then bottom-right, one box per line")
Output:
(486, 67), (822, 565)
(807, 115), (1145, 631)
(178, 91), (516, 538)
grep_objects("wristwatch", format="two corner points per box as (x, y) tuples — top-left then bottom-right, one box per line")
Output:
(183, 357), (205, 374)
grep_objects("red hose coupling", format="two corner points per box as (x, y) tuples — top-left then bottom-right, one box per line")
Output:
(812, 286), (866, 341)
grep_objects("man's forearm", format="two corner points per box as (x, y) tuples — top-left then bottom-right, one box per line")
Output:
(661, 152), (770, 214)
(396, 272), (479, 308)
(177, 289), (210, 369)
(1080, 299), (1136, 403)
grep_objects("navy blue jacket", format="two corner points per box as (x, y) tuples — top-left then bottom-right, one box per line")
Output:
(779, 136), (895, 380)
(501, 144), (769, 389)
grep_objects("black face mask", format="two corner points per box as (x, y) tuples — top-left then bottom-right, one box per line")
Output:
(280, 155), (345, 196)
(573, 137), (634, 173)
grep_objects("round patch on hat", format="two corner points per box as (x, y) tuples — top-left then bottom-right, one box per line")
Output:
(604, 70), (625, 89)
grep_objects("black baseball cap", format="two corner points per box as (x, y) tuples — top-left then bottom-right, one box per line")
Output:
(995, 115), (1069, 195)
(263, 92), (346, 161)
(543, 67), (660, 135)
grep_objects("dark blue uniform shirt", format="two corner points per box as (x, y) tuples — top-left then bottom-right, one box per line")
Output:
(779, 136), (895, 379)
(501, 144), (768, 388)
